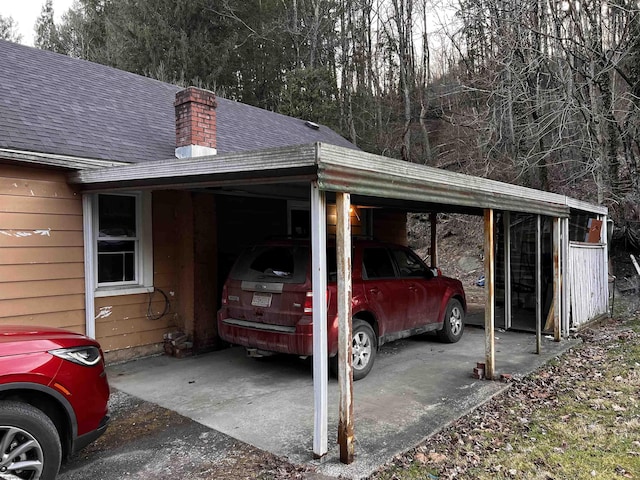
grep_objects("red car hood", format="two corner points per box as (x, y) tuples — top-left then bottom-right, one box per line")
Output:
(0, 325), (95, 356)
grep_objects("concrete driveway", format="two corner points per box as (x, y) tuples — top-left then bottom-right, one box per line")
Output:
(108, 326), (577, 479)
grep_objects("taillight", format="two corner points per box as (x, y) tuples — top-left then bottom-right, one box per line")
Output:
(303, 290), (330, 315)
(303, 291), (313, 315)
(221, 285), (228, 306)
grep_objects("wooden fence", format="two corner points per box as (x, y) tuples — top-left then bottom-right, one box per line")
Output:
(567, 242), (608, 328)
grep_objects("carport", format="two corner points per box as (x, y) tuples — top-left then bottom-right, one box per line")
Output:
(71, 141), (608, 464)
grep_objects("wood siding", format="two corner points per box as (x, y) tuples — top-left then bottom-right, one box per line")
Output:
(97, 190), (182, 356)
(0, 163), (85, 333)
(372, 210), (408, 245)
(568, 242), (608, 328)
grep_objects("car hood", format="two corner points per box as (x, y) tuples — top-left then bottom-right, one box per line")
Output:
(0, 325), (96, 356)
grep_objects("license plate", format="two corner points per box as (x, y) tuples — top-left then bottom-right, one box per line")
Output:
(251, 292), (272, 308)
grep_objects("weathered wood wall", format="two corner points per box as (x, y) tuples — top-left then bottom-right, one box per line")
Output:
(0, 164), (85, 333)
(372, 210), (408, 245)
(568, 242), (608, 328)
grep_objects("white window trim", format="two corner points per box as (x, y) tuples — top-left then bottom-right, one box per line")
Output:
(87, 191), (153, 297)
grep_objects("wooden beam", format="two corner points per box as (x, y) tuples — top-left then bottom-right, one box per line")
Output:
(430, 212), (438, 267)
(311, 182), (328, 459)
(336, 192), (354, 464)
(484, 209), (495, 380)
(503, 212), (512, 330)
(535, 215), (542, 354)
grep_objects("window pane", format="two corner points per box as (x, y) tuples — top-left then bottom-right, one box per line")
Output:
(230, 245), (308, 284)
(391, 248), (429, 278)
(98, 240), (135, 283)
(363, 248), (395, 278)
(99, 194), (136, 237)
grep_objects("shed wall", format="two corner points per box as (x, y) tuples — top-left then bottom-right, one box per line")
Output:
(0, 163), (85, 333)
(568, 242), (608, 328)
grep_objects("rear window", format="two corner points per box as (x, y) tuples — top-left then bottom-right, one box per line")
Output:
(230, 245), (309, 284)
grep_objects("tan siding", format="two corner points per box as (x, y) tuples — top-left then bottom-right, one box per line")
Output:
(0, 310), (85, 329)
(0, 294), (85, 318)
(0, 195), (82, 215)
(99, 330), (168, 352)
(6, 310), (85, 333)
(0, 263), (84, 282)
(96, 315), (175, 338)
(0, 164), (85, 334)
(0, 247), (84, 265)
(0, 212), (83, 230)
(0, 279), (85, 300)
(0, 231), (83, 247)
(0, 176), (80, 199)
(95, 295), (176, 353)
(0, 165), (71, 183)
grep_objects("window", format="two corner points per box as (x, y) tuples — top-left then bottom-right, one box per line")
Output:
(92, 192), (153, 295)
(390, 248), (432, 278)
(362, 248), (396, 279)
(98, 194), (137, 284)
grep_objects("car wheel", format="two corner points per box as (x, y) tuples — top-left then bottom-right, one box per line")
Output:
(437, 299), (465, 343)
(352, 319), (377, 380)
(0, 400), (62, 480)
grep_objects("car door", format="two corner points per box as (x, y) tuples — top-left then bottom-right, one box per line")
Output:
(361, 246), (411, 336)
(389, 247), (444, 328)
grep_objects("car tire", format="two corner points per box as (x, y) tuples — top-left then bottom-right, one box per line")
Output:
(352, 319), (377, 381)
(0, 400), (62, 480)
(437, 298), (465, 343)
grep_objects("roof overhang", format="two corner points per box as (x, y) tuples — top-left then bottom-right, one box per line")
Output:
(1, 148), (129, 169)
(68, 142), (606, 218)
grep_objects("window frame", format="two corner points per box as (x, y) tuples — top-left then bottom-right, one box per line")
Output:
(90, 192), (153, 297)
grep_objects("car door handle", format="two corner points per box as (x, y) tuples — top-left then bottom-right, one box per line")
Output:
(408, 283), (417, 291)
(368, 287), (380, 295)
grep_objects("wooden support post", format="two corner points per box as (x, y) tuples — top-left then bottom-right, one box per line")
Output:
(553, 217), (562, 342)
(311, 182), (328, 459)
(336, 192), (354, 464)
(503, 212), (512, 330)
(484, 209), (495, 380)
(535, 215), (542, 354)
(430, 212), (438, 268)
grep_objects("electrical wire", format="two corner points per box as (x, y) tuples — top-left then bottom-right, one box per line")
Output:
(147, 288), (170, 320)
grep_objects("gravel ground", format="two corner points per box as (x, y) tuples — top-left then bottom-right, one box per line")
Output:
(58, 390), (313, 480)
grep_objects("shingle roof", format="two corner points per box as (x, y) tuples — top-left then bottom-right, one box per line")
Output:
(0, 40), (356, 163)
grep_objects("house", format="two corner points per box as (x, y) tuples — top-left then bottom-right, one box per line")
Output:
(0, 39), (610, 460)
(0, 39), (368, 362)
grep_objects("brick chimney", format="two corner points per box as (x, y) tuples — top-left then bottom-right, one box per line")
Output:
(174, 87), (217, 158)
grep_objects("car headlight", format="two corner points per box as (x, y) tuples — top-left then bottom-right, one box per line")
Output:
(49, 346), (102, 366)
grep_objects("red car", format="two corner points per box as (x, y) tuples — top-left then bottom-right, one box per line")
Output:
(0, 326), (110, 480)
(218, 239), (466, 380)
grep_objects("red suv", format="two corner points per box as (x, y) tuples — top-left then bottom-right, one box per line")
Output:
(218, 239), (466, 380)
(0, 326), (110, 480)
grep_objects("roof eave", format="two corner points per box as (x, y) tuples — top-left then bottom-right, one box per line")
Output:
(68, 144), (320, 191)
(67, 142), (605, 218)
(0, 148), (130, 170)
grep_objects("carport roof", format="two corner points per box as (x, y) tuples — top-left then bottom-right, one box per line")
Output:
(69, 143), (606, 218)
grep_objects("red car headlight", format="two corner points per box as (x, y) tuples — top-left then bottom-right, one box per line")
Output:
(49, 346), (102, 366)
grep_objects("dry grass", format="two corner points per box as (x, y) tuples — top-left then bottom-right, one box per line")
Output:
(371, 314), (640, 480)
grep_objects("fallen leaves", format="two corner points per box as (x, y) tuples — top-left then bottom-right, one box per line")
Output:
(371, 315), (640, 480)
